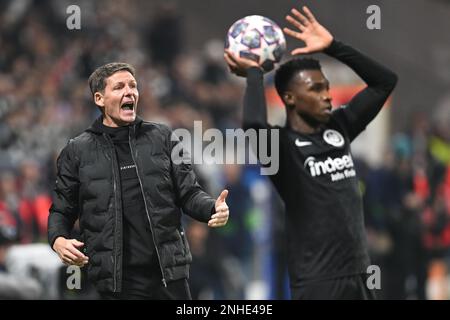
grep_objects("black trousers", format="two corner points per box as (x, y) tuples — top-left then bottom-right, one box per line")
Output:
(99, 278), (192, 300)
(291, 274), (377, 300)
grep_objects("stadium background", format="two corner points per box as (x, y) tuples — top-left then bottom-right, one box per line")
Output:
(0, 0), (450, 299)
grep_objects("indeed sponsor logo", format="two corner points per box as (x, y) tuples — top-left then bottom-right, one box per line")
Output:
(304, 154), (356, 181)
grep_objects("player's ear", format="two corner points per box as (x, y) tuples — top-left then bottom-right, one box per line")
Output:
(94, 92), (104, 107)
(283, 91), (295, 106)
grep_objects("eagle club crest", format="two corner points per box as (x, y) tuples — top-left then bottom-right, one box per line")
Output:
(323, 129), (345, 147)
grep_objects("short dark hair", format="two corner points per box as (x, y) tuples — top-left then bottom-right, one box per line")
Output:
(88, 62), (136, 96)
(274, 58), (322, 98)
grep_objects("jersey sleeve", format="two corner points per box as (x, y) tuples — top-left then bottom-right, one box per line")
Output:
(325, 40), (398, 141)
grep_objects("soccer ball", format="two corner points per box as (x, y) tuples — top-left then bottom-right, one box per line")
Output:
(225, 15), (286, 72)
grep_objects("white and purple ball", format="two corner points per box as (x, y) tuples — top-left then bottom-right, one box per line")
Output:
(225, 15), (286, 72)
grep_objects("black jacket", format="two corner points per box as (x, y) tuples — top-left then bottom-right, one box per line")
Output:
(48, 116), (215, 292)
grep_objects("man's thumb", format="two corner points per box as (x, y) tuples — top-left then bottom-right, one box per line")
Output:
(217, 189), (229, 203)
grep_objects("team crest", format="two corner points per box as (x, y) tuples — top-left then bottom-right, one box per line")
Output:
(323, 129), (345, 148)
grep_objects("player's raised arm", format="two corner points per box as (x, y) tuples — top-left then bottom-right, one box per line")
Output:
(224, 15), (287, 132)
(224, 51), (269, 131)
(285, 5), (398, 139)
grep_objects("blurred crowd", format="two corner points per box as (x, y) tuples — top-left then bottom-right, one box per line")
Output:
(1, 0), (450, 299)
(360, 110), (450, 300)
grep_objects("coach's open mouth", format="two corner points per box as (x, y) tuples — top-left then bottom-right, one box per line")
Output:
(121, 101), (134, 111)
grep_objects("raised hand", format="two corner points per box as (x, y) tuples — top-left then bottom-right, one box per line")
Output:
(284, 6), (334, 55)
(209, 189), (229, 227)
(224, 50), (262, 77)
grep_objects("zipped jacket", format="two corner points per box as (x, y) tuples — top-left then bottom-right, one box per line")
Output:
(48, 116), (215, 292)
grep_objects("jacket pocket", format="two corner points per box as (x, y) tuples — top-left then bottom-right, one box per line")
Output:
(159, 230), (192, 268)
(179, 228), (191, 260)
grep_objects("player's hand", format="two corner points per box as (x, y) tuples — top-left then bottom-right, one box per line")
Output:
(209, 189), (229, 228)
(224, 50), (262, 77)
(284, 6), (334, 55)
(53, 237), (89, 267)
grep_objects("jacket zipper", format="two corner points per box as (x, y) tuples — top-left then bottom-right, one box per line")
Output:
(104, 133), (120, 292)
(128, 126), (167, 287)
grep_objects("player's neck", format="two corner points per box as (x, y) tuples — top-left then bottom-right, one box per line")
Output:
(288, 114), (321, 134)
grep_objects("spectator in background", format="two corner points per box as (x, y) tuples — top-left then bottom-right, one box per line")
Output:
(364, 142), (426, 299)
(19, 160), (51, 242)
(0, 213), (42, 299)
(186, 220), (230, 299)
(217, 164), (254, 274)
(146, 3), (183, 70)
(0, 164), (51, 244)
(0, 171), (23, 242)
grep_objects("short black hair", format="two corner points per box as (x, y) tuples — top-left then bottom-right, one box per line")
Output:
(274, 58), (322, 98)
(88, 62), (136, 96)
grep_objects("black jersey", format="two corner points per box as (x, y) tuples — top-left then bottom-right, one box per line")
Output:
(243, 40), (398, 286)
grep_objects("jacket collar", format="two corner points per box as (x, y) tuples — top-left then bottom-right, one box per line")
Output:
(86, 115), (144, 135)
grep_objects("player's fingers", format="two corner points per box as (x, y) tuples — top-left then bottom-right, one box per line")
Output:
(302, 6), (317, 23)
(224, 50), (239, 64)
(291, 8), (310, 26)
(224, 53), (239, 71)
(291, 47), (310, 56)
(228, 65), (240, 76)
(283, 27), (305, 41)
(286, 15), (306, 31)
(223, 52), (233, 64)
